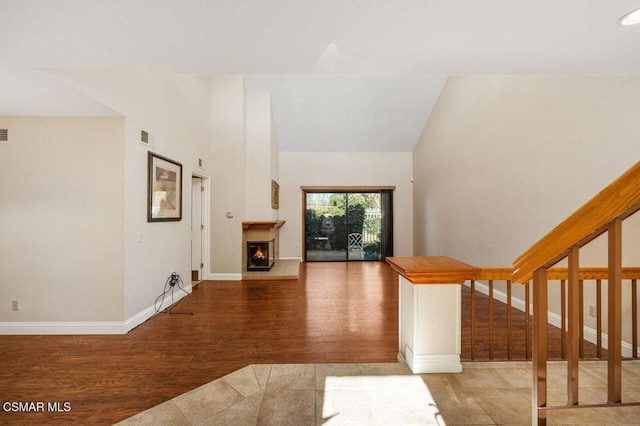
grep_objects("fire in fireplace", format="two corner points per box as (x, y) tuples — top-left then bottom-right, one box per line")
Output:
(247, 239), (275, 271)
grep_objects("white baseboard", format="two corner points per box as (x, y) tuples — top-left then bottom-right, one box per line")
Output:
(279, 257), (303, 261)
(468, 281), (639, 358)
(0, 321), (125, 335)
(0, 284), (192, 335)
(403, 346), (462, 374)
(207, 273), (242, 281)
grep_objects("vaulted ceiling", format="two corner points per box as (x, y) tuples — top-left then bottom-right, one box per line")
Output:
(2, 0), (639, 151)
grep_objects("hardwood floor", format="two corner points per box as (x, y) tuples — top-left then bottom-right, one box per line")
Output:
(0, 262), (398, 425)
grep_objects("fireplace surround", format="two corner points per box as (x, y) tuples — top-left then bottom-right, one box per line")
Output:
(242, 220), (285, 274)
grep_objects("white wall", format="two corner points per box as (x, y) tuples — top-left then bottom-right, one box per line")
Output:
(414, 75), (640, 266)
(210, 75), (246, 276)
(278, 152), (413, 259)
(0, 116), (125, 321)
(45, 68), (212, 319)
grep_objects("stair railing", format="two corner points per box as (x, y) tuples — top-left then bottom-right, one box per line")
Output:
(466, 268), (640, 362)
(511, 161), (640, 425)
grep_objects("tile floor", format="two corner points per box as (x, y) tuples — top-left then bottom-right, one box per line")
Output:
(116, 361), (640, 425)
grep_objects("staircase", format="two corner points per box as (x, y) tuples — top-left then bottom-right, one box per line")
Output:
(465, 161), (640, 424)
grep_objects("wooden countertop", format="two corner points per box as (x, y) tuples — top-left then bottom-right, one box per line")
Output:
(386, 256), (481, 284)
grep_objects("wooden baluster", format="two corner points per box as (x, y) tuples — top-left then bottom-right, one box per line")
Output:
(608, 218), (622, 404)
(471, 280), (476, 361)
(579, 279), (584, 358)
(533, 267), (548, 425)
(526, 281), (531, 360)
(596, 279), (602, 359)
(489, 280), (494, 360)
(507, 279), (512, 360)
(567, 246), (580, 406)
(633, 279), (638, 359)
(561, 279), (566, 360)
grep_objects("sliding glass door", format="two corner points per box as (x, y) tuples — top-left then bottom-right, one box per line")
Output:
(305, 191), (385, 262)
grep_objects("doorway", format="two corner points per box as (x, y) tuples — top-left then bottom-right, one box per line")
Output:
(191, 176), (205, 283)
(303, 188), (393, 262)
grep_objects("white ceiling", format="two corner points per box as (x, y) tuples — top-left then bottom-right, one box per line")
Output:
(1, 0), (639, 151)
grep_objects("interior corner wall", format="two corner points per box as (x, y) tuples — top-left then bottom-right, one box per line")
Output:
(210, 75), (246, 276)
(0, 116), (125, 322)
(45, 68), (213, 319)
(413, 75), (640, 268)
(270, 109), (280, 194)
(278, 151), (413, 259)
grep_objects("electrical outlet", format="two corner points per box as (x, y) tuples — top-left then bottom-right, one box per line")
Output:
(588, 305), (596, 317)
(12, 300), (18, 311)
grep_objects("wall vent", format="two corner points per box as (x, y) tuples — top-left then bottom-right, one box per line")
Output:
(198, 158), (204, 168)
(0, 129), (8, 142)
(140, 130), (149, 144)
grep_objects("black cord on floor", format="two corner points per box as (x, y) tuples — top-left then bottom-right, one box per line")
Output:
(153, 273), (193, 315)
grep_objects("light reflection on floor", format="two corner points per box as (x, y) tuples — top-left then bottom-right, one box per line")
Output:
(322, 374), (444, 424)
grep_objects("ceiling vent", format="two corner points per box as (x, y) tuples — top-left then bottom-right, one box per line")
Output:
(0, 129), (8, 142)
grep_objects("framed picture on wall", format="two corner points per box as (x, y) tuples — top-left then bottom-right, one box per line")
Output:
(148, 151), (182, 222)
(271, 180), (279, 209)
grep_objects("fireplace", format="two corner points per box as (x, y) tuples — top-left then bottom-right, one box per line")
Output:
(247, 239), (275, 271)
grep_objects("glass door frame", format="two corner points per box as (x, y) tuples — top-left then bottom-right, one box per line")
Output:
(301, 186), (395, 263)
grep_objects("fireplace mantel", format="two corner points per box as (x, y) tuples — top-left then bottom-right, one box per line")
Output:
(242, 220), (286, 230)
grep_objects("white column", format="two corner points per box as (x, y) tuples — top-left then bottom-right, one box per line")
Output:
(398, 276), (462, 373)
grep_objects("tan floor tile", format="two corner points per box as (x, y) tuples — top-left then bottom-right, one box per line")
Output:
(222, 365), (262, 398)
(428, 384), (495, 425)
(450, 366), (513, 390)
(251, 364), (272, 390)
(593, 405), (640, 425)
(358, 362), (412, 376)
(546, 406), (612, 425)
(117, 361), (640, 425)
(257, 389), (315, 425)
(172, 379), (244, 424)
(420, 372), (455, 388)
(318, 387), (443, 425)
(316, 363), (363, 390)
(264, 364), (315, 394)
(114, 401), (190, 426)
(473, 390), (531, 425)
(493, 364), (533, 389)
(197, 391), (263, 426)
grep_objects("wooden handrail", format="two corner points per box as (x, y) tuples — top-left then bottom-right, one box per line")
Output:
(479, 267), (640, 282)
(512, 161), (640, 283)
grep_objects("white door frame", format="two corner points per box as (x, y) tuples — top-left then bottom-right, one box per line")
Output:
(191, 173), (210, 282)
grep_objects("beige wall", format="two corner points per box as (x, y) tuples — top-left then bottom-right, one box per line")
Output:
(278, 151), (413, 259)
(210, 75), (246, 276)
(45, 67), (213, 319)
(413, 75), (640, 345)
(0, 116), (125, 321)
(414, 75), (640, 265)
